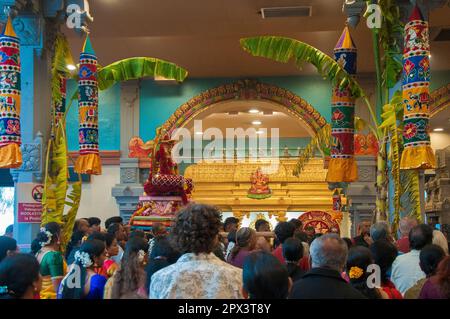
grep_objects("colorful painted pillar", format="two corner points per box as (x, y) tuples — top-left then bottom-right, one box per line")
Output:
(0, 16), (22, 168)
(74, 35), (102, 175)
(400, 6), (436, 170)
(326, 26), (358, 183)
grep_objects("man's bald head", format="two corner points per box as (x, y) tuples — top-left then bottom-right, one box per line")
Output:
(399, 217), (418, 236)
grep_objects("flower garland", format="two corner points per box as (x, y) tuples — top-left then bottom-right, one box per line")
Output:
(74, 251), (93, 268)
(138, 249), (146, 263)
(39, 227), (53, 247)
(348, 266), (364, 279)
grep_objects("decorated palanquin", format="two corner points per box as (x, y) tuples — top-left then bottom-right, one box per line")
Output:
(129, 130), (193, 231)
(299, 211), (341, 235)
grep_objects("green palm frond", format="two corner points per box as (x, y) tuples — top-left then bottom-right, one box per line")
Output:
(240, 36), (378, 128)
(51, 35), (75, 104)
(61, 180), (82, 249)
(293, 124), (330, 177)
(379, 91), (403, 229)
(97, 57), (188, 91)
(400, 170), (422, 223)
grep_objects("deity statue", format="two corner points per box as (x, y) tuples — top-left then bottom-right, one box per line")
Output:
(143, 128), (193, 204)
(247, 167), (271, 199)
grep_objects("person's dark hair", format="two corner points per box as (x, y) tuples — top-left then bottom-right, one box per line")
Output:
(312, 233), (323, 241)
(60, 239), (105, 299)
(224, 217), (239, 232)
(151, 223), (166, 236)
(0, 254), (40, 299)
(370, 222), (390, 242)
(409, 224), (433, 250)
(288, 219), (303, 231)
(369, 239), (397, 284)
(4, 224), (13, 235)
(282, 238), (304, 278)
(419, 244), (445, 276)
(88, 231), (107, 243)
(146, 236), (180, 295)
(105, 216), (123, 230)
(294, 231), (309, 243)
(104, 232), (116, 249)
(435, 256), (450, 298)
(65, 230), (85, 260)
(0, 236), (17, 262)
(342, 237), (354, 250)
(88, 217), (101, 227)
(227, 230), (237, 244)
(107, 223), (122, 236)
(111, 237), (149, 299)
(73, 218), (89, 232)
(230, 227), (256, 260)
(347, 246), (381, 299)
(31, 222), (61, 255)
(129, 230), (145, 239)
(243, 251), (290, 299)
(171, 204), (222, 254)
(274, 222), (295, 244)
(255, 219), (270, 232)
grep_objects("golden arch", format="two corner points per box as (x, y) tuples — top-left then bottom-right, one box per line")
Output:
(159, 79), (328, 136)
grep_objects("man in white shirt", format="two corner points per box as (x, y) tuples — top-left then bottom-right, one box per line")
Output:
(391, 224), (434, 295)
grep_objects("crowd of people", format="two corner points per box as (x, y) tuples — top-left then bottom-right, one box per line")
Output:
(0, 204), (449, 299)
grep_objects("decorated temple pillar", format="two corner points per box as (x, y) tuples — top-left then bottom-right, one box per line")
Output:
(1, 1), (54, 250)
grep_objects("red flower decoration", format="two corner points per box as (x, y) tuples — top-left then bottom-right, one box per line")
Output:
(403, 123), (417, 139)
(403, 59), (415, 76)
(332, 109), (345, 122)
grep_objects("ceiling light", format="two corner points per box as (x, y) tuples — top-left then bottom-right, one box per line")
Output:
(256, 130), (265, 134)
(67, 64), (77, 71)
(433, 128), (444, 132)
(252, 120), (262, 125)
(249, 109), (260, 114)
(195, 131), (203, 135)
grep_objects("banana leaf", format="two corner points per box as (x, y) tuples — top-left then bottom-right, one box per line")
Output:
(400, 170), (422, 223)
(378, 91), (403, 230)
(240, 36), (378, 128)
(97, 57), (188, 91)
(51, 35), (75, 104)
(240, 36), (366, 97)
(293, 124), (330, 177)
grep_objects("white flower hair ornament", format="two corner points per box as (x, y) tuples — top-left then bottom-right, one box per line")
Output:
(138, 250), (146, 263)
(74, 251), (93, 268)
(39, 227), (53, 247)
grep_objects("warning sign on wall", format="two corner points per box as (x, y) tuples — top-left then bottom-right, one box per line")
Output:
(17, 183), (43, 223)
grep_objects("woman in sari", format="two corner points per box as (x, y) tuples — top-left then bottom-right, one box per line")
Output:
(102, 233), (119, 278)
(58, 239), (107, 299)
(31, 222), (65, 299)
(104, 237), (149, 299)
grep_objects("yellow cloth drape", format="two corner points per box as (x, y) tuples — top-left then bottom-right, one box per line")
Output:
(0, 143), (22, 168)
(74, 153), (102, 175)
(400, 145), (436, 170)
(326, 158), (358, 183)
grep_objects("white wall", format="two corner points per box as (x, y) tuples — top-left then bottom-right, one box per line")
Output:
(430, 132), (450, 151)
(69, 165), (120, 225)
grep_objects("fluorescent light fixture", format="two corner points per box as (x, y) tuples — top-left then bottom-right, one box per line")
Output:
(433, 128), (444, 132)
(249, 109), (260, 114)
(67, 64), (77, 71)
(256, 130), (265, 134)
(195, 131), (203, 135)
(252, 120), (262, 125)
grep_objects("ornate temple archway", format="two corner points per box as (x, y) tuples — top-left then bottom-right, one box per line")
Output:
(159, 79), (328, 137)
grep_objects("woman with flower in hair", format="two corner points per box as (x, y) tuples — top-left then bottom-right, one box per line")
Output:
(58, 239), (107, 299)
(31, 222), (65, 299)
(346, 246), (388, 299)
(104, 237), (149, 299)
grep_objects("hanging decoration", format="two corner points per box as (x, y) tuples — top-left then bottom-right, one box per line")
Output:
(326, 26), (358, 183)
(0, 17), (22, 168)
(74, 35), (101, 175)
(400, 6), (436, 170)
